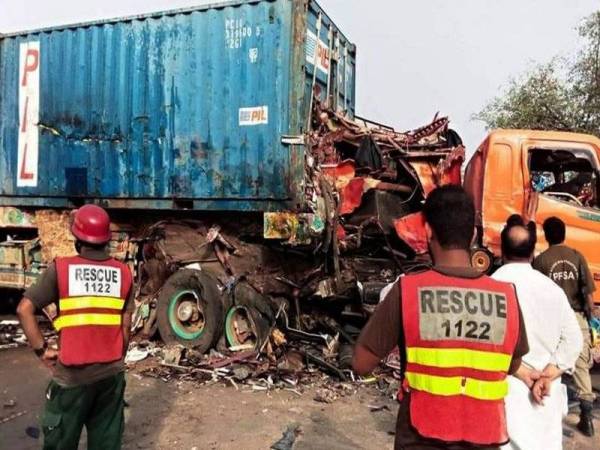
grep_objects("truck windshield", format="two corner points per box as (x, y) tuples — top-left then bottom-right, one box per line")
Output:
(529, 148), (599, 210)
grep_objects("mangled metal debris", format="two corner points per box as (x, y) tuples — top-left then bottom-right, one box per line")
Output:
(270, 424), (301, 450)
(0, 320), (33, 350)
(123, 94), (464, 384)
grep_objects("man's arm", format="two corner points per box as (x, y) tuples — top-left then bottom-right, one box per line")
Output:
(122, 311), (132, 353)
(513, 363), (541, 389)
(531, 288), (583, 404)
(578, 252), (598, 316)
(510, 307), (537, 391)
(16, 297), (45, 351)
(508, 298), (529, 375)
(352, 281), (401, 376)
(353, 344), (383, 376)
(16, 297), (58, 369)
(17, 263), (60, 369)
(122, 280), (136, 354)
(550, 290), (583, 371)
(531, 255), (545, 274)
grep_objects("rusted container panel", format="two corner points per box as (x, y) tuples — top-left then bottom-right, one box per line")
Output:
(0, 0), (355, 211)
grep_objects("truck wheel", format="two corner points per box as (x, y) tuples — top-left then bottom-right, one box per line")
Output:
(224, 305), (270, 351)
(471, 248), (493, 273)
(157, 269), (224, 352)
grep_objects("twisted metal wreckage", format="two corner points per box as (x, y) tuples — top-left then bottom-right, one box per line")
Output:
(125, 94), (465, 380)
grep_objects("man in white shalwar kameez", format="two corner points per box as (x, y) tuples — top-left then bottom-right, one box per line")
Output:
(492, 215), (582, 450)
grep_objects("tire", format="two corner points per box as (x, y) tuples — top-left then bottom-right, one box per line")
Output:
(224, 305), (270, 350)
(157, 269), (224, 352)
(470, 247), (493, 274)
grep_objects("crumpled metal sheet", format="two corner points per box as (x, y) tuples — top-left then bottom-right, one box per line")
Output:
(131, 96), (466, 367)
(393, 212), (428, 255)
(310, 96), (464, 255)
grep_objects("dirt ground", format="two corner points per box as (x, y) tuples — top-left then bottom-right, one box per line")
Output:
(1, 346), (599, 450)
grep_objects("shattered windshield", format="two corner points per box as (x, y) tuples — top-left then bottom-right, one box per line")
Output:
(529, 148), (599, 210)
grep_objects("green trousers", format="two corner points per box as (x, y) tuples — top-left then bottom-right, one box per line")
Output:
(42, 372), (125, 450)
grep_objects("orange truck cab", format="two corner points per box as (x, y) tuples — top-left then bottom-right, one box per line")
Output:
(464, 129), (600, 303)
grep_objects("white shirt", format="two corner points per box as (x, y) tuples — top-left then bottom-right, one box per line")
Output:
(493, 262), (583, 450)
(493, 262), (582, 372)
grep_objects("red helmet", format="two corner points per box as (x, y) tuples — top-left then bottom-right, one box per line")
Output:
(71, 205), (111, 244)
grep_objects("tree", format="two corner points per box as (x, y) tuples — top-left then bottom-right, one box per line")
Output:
(476, 11), (600, 135)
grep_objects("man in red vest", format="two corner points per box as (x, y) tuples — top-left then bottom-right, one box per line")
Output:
(353, 186), (532, 449)
(17, 205), (134, 450)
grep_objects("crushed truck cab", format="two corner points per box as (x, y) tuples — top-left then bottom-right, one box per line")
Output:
(465, 129), (600, 302)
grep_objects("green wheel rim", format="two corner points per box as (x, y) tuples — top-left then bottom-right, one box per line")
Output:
(225, 306), (240, 346)
(168, 290), (205, 340)
(225, 306), (256, 348)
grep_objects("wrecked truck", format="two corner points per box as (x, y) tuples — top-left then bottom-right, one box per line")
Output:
(464, 129), (600, 302)
(0, 0), (463, 354)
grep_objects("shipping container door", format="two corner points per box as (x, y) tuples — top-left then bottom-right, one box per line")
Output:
(167, 2), (293, 201)
(303, 2), (355, 118)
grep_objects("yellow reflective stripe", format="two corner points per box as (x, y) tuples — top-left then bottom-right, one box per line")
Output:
(406, 347), (511, 372)
(54, 314), (122, 331)
(59, 297), (124, 311)
(405, 372), (508, 401)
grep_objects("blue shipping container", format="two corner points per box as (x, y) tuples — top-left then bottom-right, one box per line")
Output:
(0, 0), (355, 211)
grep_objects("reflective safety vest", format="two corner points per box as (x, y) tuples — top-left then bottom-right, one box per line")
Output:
(400, 269), (519, 445)
(54, 255), (132, 366)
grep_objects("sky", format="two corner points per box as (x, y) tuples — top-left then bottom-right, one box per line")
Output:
(1, 0), (598, 153)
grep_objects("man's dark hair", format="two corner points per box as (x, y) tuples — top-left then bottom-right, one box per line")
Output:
(75, 239), (107, 253)
(423, 185), (475, 250)
(501, 214), (537, 260)
(543, 217), (566, 245)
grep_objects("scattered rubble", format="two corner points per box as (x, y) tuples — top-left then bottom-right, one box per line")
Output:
(25, 426), (40, 440)
(313, 388), (338, 404)
(270, 424), (301, 450)
(0, 320), (26, 350)
(1, 94), (463, 394)
(125, 95), (463, 388)
(0, 410), (27, 424)
(0, 319), (54, 351)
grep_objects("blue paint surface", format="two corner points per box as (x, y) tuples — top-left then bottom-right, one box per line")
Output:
(0, 0), (355, 211)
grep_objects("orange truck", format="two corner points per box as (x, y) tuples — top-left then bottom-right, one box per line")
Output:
(464, 129), (600, 303)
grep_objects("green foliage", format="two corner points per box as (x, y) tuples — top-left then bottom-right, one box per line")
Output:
(476, 11), (600, 135)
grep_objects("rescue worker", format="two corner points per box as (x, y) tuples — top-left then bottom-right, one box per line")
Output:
(353, 186), (530, 450)
(17, 205), (134, 450)
(493, 215), (582, 450)
(533, 216), (599, 437)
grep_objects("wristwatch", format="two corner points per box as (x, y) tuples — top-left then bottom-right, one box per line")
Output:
(34, 342), (47, 358)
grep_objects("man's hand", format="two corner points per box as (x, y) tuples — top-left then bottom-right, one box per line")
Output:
(542, 364), (562, 381)
(40, 347), (58, 372)
(531, 377), (552, 405)
(531, 364), (563, 405)
(352, 344), (381, 376)
(514, 364), (542, 389)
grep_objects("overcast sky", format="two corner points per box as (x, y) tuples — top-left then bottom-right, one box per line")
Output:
(1, 0), (598, 152)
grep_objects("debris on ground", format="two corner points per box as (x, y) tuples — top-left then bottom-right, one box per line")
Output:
(122, 97), (466, 391)
(0, 94), (461, 391)
(0, 410), (27, 424)
(313, 388), (338, 404)
(368, 404), (390, 412)
(1, 320), (55, 351)
(25, 426), (40, 439)
(130, 100), (462, 339)
(160, 345), (184, 366)
(270, 424), (301, 450)
(124, 346), (150, 364)
(0, 320), (25, 350)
